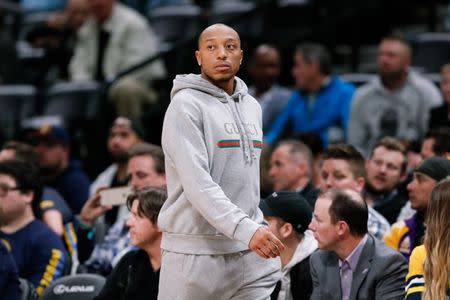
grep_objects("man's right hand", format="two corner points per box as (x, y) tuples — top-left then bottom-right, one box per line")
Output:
(79, 192), (112, 227)
(249, 227), (285, 259)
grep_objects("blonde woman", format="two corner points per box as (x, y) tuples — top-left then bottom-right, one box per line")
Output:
(405, 178), (450, 299)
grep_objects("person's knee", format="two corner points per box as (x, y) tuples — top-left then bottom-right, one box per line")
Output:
(109, 77), (141, 102)
(108, 77), (157, 118)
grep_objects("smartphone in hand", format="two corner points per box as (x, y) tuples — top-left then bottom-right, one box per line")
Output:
(99, 186), (132, 206)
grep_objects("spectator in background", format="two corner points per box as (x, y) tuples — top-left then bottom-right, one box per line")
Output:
(25, 0), (90, 81)
(319, 144), (390, 239)
(48, 0), (90, 31)
(348, 34), (442, 156)
(94, 187), (166, 300)
(405, 178), (450, 300)
(363, 137), (408, 224)
(69, 0), (166, 119)
(269, 139), (319, 207)
(0, 159), (66, 296)
(247, 44), (292, 132)
(420, 127), (450, 159)
(0, 204), (22, 300)
(384, 156), (450, 261)
(265, 43), (355, 146)
(429, 63), (450, 129)
(77, 143), (166, 275)
(33, 124), (90, 214)
(0, 141), (72, 236)
(260, 191), (317, 300)
(90, 117), (143, 229)
(308, 189), (407, 300)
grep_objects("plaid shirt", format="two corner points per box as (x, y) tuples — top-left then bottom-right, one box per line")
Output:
(368, 207), (390, 240)
(82, 216), (135, 275)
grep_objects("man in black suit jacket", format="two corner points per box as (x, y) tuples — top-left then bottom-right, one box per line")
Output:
(308, 189), (407, 300)
(269, 139), (319, 208)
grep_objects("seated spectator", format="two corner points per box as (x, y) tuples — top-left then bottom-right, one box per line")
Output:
(348, 33), (442, 156)
(77, 143), (166, 275)
(308, 189), (407, 299)
(0, 205), (22, 300)
(94, 186), (166, 300)
(260, 191), (317, 300)
(269, 139), (319, 207)
(429, 63), (450, 129)
(69, 0), (166, 119)
(0, 141), (73, 236)
(0, 159), (67, 296)
(405, 178), (450, 300)
(25, 0), (90, 81)
(90, 117), (143, 229)
(397, 128), (450, 222)
(420, 127), (450, 159)
(384, 157), (450, 261)
(363, 137), (408, 224)
(247, 44), (292, 132)
(265, 43), (355, 146)
(33, 124), (90, 214)
(319, 144), (390, 239)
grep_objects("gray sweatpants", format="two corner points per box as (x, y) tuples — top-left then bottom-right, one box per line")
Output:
(158, 249), (281, 300)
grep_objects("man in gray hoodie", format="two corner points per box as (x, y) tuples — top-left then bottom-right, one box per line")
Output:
(158, 24), (285, 299)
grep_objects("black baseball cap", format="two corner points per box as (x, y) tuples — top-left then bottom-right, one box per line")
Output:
(260, 191), (312, 234)
(415, 156), (450, 182)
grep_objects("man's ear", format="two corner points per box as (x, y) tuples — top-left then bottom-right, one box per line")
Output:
(355, 177), (365, 193)
(336, 220), (349, 236)
(23, 190), (34, 205)
(280, 222), (294, 239)
(195, 50), (201, 66)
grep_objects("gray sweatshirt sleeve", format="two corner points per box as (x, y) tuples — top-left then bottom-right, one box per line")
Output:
(348, 92), (368, 155)
(162, 96), (261, 246)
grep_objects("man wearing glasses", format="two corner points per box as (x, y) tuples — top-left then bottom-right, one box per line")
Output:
(0, 159), (67, 296)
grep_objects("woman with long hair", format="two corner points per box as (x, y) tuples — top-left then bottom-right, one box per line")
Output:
(405, 178), (450, 299)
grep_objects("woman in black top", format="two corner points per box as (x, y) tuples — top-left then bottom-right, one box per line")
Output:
(94, 187), (167, 300)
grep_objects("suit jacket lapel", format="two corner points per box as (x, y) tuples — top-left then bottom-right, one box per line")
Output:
(349, 235), (375, 300)
(326, 252), (342, 299)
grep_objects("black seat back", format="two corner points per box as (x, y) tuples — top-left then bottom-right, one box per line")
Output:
(39, 274), (105, 300)
(0, 84), (37, 140)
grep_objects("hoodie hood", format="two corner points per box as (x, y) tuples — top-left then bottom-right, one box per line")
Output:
(171, 74), (248, 103)
(171, 74), (255, 165)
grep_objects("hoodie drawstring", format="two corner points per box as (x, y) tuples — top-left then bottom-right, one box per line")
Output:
(228, 94), (256, 165)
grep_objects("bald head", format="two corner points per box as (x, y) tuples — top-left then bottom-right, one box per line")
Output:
(253, 44), (278, 57)
(197, 24), (240, 49)
(248, 44), (281, 91)
(195, 23), (243, 94)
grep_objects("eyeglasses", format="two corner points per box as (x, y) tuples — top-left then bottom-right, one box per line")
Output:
(0, 183), (21, 197)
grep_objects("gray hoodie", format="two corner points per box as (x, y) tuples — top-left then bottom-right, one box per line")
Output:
(159, 74), (264, 255)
